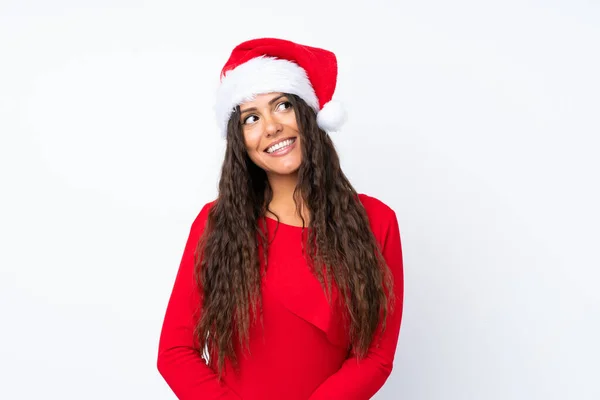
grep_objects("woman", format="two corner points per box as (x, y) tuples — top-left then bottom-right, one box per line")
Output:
(157, 38), (404, 399)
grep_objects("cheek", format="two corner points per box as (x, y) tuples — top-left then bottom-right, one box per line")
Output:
(243, 131), (264, 166)
(284, 113), (300, 131)
(243, 129), (261, 151)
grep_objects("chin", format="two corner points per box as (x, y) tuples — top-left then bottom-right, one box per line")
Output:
(261, 155), (302, 176)
(271, 166), (300, 176)
(268, 160), (301, 175)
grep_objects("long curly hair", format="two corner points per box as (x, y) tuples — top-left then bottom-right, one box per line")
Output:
(193, 93), (394, 376)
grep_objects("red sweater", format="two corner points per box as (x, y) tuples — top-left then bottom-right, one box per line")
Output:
(157, 194), (404, 399)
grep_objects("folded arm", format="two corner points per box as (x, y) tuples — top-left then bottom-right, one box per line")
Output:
(310, 210), (404, 400)
(157, 204), (240, 400)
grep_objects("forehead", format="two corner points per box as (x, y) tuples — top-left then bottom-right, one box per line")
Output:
(239, 92), (285, 109)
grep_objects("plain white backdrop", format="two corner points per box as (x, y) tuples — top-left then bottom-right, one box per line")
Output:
(1, 1), (599, 399)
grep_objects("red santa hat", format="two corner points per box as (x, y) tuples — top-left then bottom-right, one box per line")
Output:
(215, 38), (347, 137)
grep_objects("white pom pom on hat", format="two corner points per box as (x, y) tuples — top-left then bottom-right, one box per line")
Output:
(316, 100), (347, 132)
(215, 38), (347, 137)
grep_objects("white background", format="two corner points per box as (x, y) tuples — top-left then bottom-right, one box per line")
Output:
(1, 1), (599, 399)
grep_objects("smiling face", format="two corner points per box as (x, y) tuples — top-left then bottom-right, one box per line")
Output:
(239, 92), (302, 177)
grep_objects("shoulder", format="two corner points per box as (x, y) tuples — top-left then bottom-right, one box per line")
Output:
(357, 193), (399, 240)
(189, 199), (218, 233)
(358, 193), (397, 221)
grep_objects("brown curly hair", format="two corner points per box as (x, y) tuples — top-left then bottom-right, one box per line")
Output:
(193, 93), (394, 376)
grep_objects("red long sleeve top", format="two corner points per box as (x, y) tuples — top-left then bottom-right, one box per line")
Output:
(157, 193), (404, 399)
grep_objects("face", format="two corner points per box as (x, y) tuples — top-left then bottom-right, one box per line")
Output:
(239, 92), (302, 177)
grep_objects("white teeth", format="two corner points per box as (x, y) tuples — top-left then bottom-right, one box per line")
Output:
(266, 139), (294, 154)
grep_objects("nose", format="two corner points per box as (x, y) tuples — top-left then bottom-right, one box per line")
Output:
(263, 111), (283, 137)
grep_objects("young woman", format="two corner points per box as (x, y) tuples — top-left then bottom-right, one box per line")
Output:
(157, 38), (404, 400)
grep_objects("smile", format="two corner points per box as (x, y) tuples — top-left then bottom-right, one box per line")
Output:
(265, 138), (297, 154)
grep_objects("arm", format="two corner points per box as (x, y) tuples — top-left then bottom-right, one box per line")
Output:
(157, 204), (241, 400)
(309, 210), (404, 400)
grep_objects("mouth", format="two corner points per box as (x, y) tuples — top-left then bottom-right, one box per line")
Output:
(264, 137), (297, 154)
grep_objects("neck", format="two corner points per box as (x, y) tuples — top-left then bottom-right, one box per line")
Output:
(266, 172), (307, 222)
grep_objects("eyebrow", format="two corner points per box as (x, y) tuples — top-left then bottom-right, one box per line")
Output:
(240, 94), (287, 114)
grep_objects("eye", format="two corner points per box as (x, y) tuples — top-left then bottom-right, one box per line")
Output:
(276, 101), (292, 112)
(242, 114), (259, 125)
